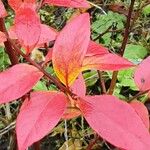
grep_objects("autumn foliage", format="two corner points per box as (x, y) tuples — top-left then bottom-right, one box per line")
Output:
(0, 0), (150, 150)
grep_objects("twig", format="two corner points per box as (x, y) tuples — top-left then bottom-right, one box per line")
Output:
(129, 90), (150, 101)
(0, 18), (19, 65)
(9, 131), (17, 150)
(64, 120), (69, 150)
(108, 0), (136, 95)
(88, 1), (107, 15)
(5, 104), (12, 121)
(0, 116), (8, 125)
(0, 121), (16, 136)
(97, 71), (106, 94)
(108, 71), (118, 95)
(81, 116), (84, 136)
(86, 135), (99, 150)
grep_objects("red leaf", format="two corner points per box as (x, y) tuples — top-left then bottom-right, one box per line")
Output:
(0, 64), (43, 104)
(16, 91), (67, 150)
(71, 74), (86, 97)
(86, 41), (109, 56)
(82, 53), (134, 71)
(0, 31), (6, 43)
(130, 100), (149, 129)
(9, 0), (22, 11)
(43, 0), (90, 8)
(52, 13), (90, 86)
(9, 0), (36, 11)
(79, 95), (150, 149)
(0, 0), (7, 18)
(14, 4), (41, 54)
(134, 56), (150, 91)
(36, 24), (57, 47)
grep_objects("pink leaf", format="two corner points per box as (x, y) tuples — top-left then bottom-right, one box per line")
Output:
(44, 40), (110, 65)
(0, 31), (6, 43)
(0, 0), (7, 18)
(130, 100), (149, 129)
(25, 0), (36, 3)
(69, 0), (90, 8)
(52, 13), (90, 86)
(9, 24), (57, 48)
(16, 91), (67, 150)
(71, 74), (86, 97)
(14, 4), (41, 54)
(82, 53), (134, 71)
(44, 41), (109, 65)
(86, 41), (109, 56)
(62, 106), (81, 119)
(43, 0), (70, 6)
(134, 56), (150, 91)
(43, 0), (90, 8)
(0, 64), (43, 104)
(36, 24), (57, 47)
(79, 95), (150, 150)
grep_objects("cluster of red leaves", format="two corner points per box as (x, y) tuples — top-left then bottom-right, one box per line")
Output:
(0, 0), (150, 150)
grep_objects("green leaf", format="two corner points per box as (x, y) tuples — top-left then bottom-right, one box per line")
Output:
(124, 44), (148, 64)
(114, 84), (126, 100)
(92, 11), (125, 46)
(33, 81), (47, 91)
(118, 68), (138, 91)
(83, 71), (98, 87)
(0, 47), (10, 70)
(48, 84), (57, 91)
(92, 11), (125, 34)
(143, 4), (150, 16)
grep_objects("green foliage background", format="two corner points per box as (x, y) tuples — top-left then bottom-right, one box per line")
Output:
(0, 0), (150, 149)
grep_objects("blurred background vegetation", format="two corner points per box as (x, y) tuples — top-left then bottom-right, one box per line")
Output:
(0, 0), (150, 149)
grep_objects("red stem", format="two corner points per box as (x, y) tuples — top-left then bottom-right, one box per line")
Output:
(86, 136), (99, 150)
(33, 142), (41, 150)
(108, 0), (136, 95)
(97, 71), (106, 94)
(0, 18), (19, 65)
(8, 38), (74, 96)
